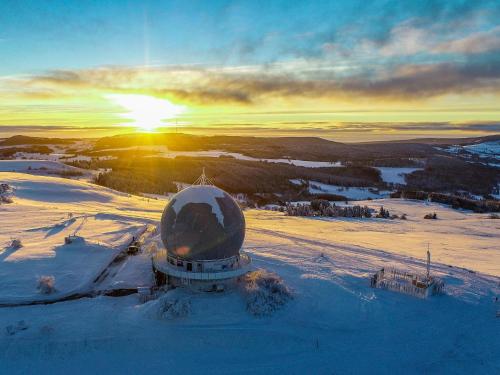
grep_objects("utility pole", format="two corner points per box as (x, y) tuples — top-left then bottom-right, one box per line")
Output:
(426, 243), (431, 280)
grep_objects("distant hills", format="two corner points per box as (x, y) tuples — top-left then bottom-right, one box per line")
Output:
(1, 132), (498, 201)
(0, 135), (76, 146)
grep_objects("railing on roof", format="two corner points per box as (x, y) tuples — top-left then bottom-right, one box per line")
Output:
(153, 249), (252, 280)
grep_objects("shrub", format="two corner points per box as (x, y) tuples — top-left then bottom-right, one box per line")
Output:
(310, 199), (330, 211)
(376, 206), (390, 218)
(37, 276), (56, 294)
(0, 184), (13, 204)
(0, 196), (13, 204)
(157, 295), (190, 319)
(51, 170), (84, 178)
(424, 212), (438, 219)
(0, 183), (10, 194)
(10, 238), (22, 249)
(243, 270), (293, 316)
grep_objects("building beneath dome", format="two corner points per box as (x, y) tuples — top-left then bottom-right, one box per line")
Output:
(152, 170), (251, 291)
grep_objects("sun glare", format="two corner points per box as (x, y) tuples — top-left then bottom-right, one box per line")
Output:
(106, 94), (186, 131)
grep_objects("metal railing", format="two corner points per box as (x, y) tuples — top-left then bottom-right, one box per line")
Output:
(153, 250), (252, 280)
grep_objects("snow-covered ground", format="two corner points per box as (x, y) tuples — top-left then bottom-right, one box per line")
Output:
(0, 160), (96, 181)
(156, 149), (343, 168)
(0, 160), (80, 173)
(96, 145), (343, 168)
(464, 141), (500, 159)
(1, 172), (499, 374)
(375, 167), (422, 185)
(0, 173), (164, 303)
(291, 179), (392, 199)
(439, 140), (500, 167)
(0, 141), (95, 163)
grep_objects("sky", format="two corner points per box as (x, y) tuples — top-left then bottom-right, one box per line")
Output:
(0, 0), (499, 141)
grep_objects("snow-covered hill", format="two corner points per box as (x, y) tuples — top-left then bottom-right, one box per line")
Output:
(0, 173), (164, 303)
(438, 140), (500, 167)
(0, 172), (499, 374)
(0, 160), (95, 181)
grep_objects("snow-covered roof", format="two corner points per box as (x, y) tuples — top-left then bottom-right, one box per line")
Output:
(171, 185), (227, 227)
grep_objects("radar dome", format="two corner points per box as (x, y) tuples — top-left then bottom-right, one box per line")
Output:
(160, 185), (245, 261)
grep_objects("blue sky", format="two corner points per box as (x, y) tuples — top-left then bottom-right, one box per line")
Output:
(2, 0), (498, 73)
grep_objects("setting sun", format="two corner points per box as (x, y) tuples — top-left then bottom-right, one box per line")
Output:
(106, 94), (186, 131)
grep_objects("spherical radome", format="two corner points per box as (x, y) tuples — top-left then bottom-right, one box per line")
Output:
(160, 185), (245, 261)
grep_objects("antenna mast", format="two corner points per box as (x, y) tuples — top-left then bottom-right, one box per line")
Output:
(426, 243), (431, 280)
(193, 167), (214, 186)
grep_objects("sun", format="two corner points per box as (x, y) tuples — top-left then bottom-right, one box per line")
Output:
(106, 94), (186, 131)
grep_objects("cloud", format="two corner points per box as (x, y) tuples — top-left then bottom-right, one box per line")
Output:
(433, 26), (500, 54)
(4, 8), (500, 109)
(3, 57), (499, 107)
(284, 0), (500, 61)
(377, 22), (430, 57)
(2, 1), (500, 108)
(341, 61), (500, 98)
(353, 20), (500, 59)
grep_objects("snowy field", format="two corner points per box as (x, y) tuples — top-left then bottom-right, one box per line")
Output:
(464, 141), (500, 160)
(1, 172), (500, 374)
(7, 144), (344, 168)
(375, 167), (422, 185)
(0, 173), (164, 303)
(0, 160), (81, 173)
(309, 182), (391, 199)
(291, 179), (392, 199)
(153, 148), (343, 167)
(439, 140), (500, 166)
(0, 160), (95, 181)
(95, 145), (343, 168)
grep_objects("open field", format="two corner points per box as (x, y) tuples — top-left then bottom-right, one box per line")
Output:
(1, 172), (499, 374)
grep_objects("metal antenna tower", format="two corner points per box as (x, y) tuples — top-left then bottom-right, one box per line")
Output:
(426, 243), (431, 280)
(193, 167), (214, 186)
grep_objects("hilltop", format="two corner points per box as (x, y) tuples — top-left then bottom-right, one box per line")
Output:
(0, 172), (499, 373)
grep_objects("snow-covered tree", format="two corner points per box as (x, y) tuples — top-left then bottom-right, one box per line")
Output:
(37, 276), (56, 294)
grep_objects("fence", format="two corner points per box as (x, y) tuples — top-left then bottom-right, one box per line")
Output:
(371, 267), (444, 298)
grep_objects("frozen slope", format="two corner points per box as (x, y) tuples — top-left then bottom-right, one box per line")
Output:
(375, 167), (422, 185)
(0, 173), (499, 374)
(246, 201), (500, 277)
(0, 173), (165, 302)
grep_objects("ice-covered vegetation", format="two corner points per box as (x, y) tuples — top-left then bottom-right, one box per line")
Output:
(37, 276), (56, 295)
(9, 238), (22, 249)
(285, 201), (373, 218)
(0, 183), (13, 204)
(156, 294), (191, 320)
(283, 199), (399, 219)
(242, 270), (293, 316)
